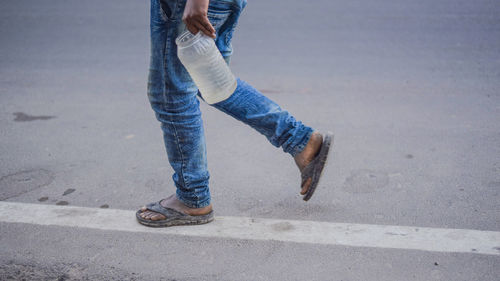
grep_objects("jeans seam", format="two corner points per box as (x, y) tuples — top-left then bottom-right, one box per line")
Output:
(163, 31), (189, 188)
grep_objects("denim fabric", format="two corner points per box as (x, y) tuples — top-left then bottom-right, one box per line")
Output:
(148, 0), (314, 208)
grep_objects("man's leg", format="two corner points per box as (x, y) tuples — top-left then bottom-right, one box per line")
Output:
(211, 79), (325, 194)
(212, 79), (314, 158)
(138, 0), (212, 223)
(208, 0), (325, 195)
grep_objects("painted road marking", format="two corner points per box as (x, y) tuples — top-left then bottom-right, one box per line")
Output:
(1, 202), (499, 255)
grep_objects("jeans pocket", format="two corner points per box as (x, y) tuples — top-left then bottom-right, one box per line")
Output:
(207, 1), (233, 30)
(159, 0), (179, 21)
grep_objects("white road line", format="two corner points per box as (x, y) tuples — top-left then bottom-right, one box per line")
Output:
(1, 201), (499, 255)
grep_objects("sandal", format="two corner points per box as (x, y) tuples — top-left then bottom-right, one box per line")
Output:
(136, 200), (214, 227)
(301, 132), (333, 201)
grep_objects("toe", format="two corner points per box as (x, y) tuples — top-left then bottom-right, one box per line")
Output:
(144, 211), (154, 219)
(301, 178), (312, 195)
(150, 213), (166, 221)
(138, 208), (166, 221)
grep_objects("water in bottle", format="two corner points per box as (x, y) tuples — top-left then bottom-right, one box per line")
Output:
(176, 31), (237, 104)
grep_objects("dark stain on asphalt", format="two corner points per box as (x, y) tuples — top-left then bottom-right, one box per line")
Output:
(62, 188), (76, 196)
(57, 274), (69, 281)
(38, 196), (49, 202)
(100, 204), (109, 209)
(0, 169), (55, 200)
(13, 112), (56, 122)
(56, 201), (69, 206)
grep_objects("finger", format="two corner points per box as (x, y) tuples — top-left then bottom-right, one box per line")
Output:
(199, 16), (216, 36)
(193, 20), (213, 37)
(194, 20), (215, 38)
(185, 23), (199, 35)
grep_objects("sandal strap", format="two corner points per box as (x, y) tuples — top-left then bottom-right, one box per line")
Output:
(300, 137), (326, 187)
(145, 201), (186, 218)
(301, 161), (317, 187)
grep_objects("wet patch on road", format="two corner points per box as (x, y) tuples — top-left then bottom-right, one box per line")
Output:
(63, 188), (76, 196)
(13, 112), (56, 122)
(0, 169), (55, 200)
(343, 169), (389, 193)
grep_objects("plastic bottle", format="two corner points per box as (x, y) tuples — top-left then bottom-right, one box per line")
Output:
(176, 31), (237, 104)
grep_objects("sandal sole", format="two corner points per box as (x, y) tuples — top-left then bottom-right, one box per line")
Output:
(135, 210), (214, 227)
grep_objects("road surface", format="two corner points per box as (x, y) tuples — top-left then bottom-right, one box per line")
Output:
(1, 0), (499, 280)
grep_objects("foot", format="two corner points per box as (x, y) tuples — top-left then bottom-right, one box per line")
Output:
(138, 194), (213, 221)
(293, 131), (323, 195)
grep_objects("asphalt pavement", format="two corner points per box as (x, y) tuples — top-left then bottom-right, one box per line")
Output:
(1, 0), (499, 280)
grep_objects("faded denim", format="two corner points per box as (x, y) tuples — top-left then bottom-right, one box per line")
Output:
(148, 0), (314, 208)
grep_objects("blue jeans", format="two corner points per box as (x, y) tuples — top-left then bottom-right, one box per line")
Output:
(148, 0), (314, 208)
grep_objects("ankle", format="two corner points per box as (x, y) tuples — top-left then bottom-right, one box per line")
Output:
(184, 204), (213, 216)
(161, 195), (213, 215)
(294, 131), (322, 167)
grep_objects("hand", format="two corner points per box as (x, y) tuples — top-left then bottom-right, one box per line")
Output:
(182, 0), (216, 38)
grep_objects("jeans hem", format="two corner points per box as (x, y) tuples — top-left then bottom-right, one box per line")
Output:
(176, 190), (211, 208)
(289, 128), (314, 158)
